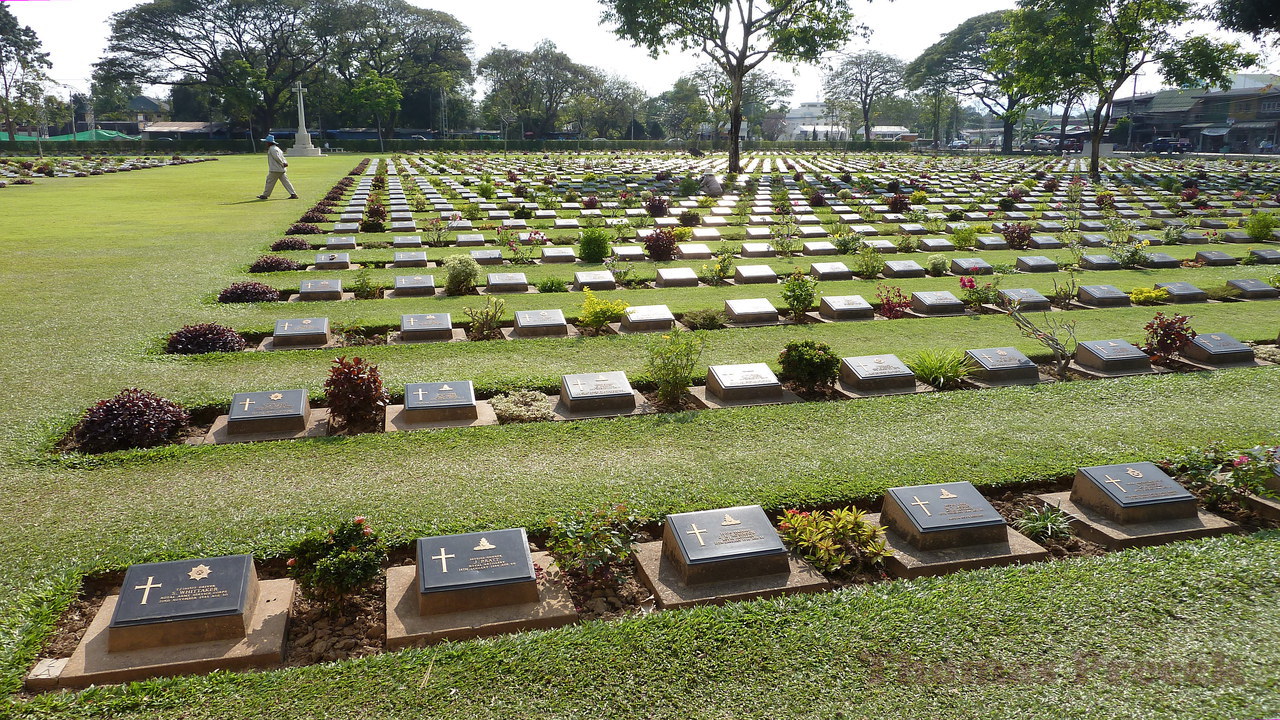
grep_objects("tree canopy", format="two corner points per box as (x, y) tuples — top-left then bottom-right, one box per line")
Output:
(0, 3), (51, 146)
(825, 51), (904, 142)
(600, 0), (858, 170)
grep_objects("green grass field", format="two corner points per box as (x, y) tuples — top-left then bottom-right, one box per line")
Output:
(1, 154), (1277, 718)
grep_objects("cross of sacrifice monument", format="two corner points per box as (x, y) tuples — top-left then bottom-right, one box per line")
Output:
(286, 81), (323, 157)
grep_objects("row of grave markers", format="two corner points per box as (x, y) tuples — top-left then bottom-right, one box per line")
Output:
(29, 459), (1273, 691)
(204, 332), (1270, 445)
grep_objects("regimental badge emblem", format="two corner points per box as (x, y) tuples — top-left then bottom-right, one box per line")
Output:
(439, 384), (453, 391)
(996, 350), (1009, 356)
(721, 514), (741, 526)
(473, 537), (496, 551)
(939, 488), (958, 499)
(270, 393), (283, 401)
(1125, 467), (1144, 478)
(187, 564), (213, 581)
(302, 319), (313, 325)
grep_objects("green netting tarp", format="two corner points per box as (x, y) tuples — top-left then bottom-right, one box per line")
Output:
(1, 129), (139, 142)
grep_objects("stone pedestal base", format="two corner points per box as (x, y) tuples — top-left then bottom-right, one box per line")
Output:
(871, 513), (1047, 579)
(204, 409), (329, 444)
(28, 579), (293, 691)
(384, 554), (577, 650)
(688, 386), (802, 410)
(385, 402), (498, 432)
(634, 541), (828, 610)
(1035, 491), (1238, 549)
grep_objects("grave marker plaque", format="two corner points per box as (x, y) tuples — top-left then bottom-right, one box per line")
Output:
(951, 258), (993, 275)
(810, 262), (854, 281)
(999, 288), (1050, 312)
(1075, 339), (1150, 373)
(404, 381), (477, 422)
(108, 555), (258, 652)
(725, 298), (778, 324)
(1155, 282), (1207, 303)
(486, 272), (529, 292)
(314, 252), (351, 270)
(967, 347), (1038, 384)
(1227, 278), (1279, 299)
(1015, 255), (1058, 273)
(393, 275), (436, 296)
(573, 271), (616, 291)
(1071, 462), (1196, 524)
(819, 295), (873, 320)
(513, 309), (568, 337)
(227, 389), (309, 435)
(1182, 333), (1254, 365)
(706, 363), (782, 401)
(560, 371), (636, 412)
(400, 313), (453, 342)
(840, 354), (915, 392)
(882, 482), (1006, 551)
(661, 506), (788, 585)
(392, 251), (429, 268)
(297, 279), (342, 301)
(415, 529), (538, 614)
(734, 265), (778, 284)
(1077, 284), (1130, 307)
(910, 290), (965, 315)
(1196, 250), (1236, 266)
(272, 317), (330, 346)
(621, 304), (675, 332)
(883, 260), (926, 278)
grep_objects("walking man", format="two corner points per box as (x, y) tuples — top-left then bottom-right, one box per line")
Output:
(257, 135), (298, 199)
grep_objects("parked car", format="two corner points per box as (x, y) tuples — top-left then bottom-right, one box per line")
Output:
(1144, 137), (1190, 154)
(1020, 138), (1054, 150)
(1061, 138), (1083, 153)
(947, 139), (969, 149)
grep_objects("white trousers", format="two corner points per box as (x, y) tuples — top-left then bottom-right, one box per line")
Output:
(263, 171), (296, 197)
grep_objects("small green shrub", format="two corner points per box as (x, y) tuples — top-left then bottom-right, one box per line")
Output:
(909, 189), (928, 205)
(697, 249), (735, 286)
(832, 231), (863, 254)
(463, 296), (506, 340)
(579, 226), (612, 263)
(536, 277), (569, 293)
(491, 390), (555, 424)
(777, 507), (892, 574)
(780, 269), (819, 320)
(680, 308), (728, 330)
(285, 516), (386, 606)
(905, 348), (971, 389)
(1128, 286), (1170, 305)
(350, 268), (381, 299)
(678, 208), (700, 226)
(951, 224), (978, 249)
(778, 339), (839, 388)
(1244, 211), (1277, 241)
(1162, 442), (1280, 507)
(926, 253), (948, 277)
(852, 245), (886, 278)
(1013, 504), (1075, 541)
(645, 327), (709, 408)
(678, 176), (700, 196)
(578, 289), (629, 333)
(545, 505), (641, 584)
(442, 255), (481, 295)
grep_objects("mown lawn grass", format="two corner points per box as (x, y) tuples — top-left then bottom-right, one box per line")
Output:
(0, 155), (1278, 718)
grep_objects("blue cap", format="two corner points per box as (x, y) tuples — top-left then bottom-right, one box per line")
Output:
(261, 134), (276, 144)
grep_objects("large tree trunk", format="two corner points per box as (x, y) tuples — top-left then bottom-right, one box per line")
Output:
(1089, 102), (1106, 180)
(3, 111), (15, 149)
(727, 70), (744, 173)
(1001, 118), (1015, 154)
(862, 103), (872, 143)
(1059, 102), (1071, 153)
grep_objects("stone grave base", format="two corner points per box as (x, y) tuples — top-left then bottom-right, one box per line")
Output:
(1066, 300), (1128, 311)
(477, 287), (539, 295)
(979, 304), (1064, 314)
(1066, 362), (1171, 379)
(383, 289), (441, 299)
(287, 293), (355, 302)
(387, 328), (468, 344)
(1035, 491), (1239, 550)
(606, 321), (688, 335)
(687, 386), (803, 410)
(203, 409), (330, 445)
(962, 371), (1057, 389)
(1241, 492), (1280, 522)
(385, 402), (498, 432)
(805, 311), (874, 324)
(27, 579), (294, 691)
(869, 513), (1048, 580)
(633, 541), (829, 610)
(836, 380), (935, 399)
(900, 309), (971, 319)
(1172, 355), (1271, 371)
(724, 316), (783, 329)
(255, 338), (342, 352)
(382, 262), (437, 269)
(500, 326), (581, 341)
(551, 391), (654, 421)
(384, 554), (577, 650)
(304, 265), (362, 272)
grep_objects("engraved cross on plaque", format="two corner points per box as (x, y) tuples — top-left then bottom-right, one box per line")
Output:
(240, 398), (256, 412)
(134, 576), (162, 605)
(1103, 474), (1128, 492)
(414, 387), (430, 401)
(431, 548), (455, 572)
(910, 496), (932, 516)
(686, 523), (708, 546)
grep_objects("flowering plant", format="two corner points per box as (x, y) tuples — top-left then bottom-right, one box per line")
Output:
(285, 516), (386, 606)
(777, 507), (891, 574)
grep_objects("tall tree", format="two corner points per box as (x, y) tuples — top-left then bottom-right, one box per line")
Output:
(824, 50), (904, 142)
(98, 0), (342, 131)
(601, 0), (858, 172)
(905, 12), (1026, 153)
(477, 40), (595, 137)
(991, 0), (1257, 178)
(1214, 0), (1279, 39)
(650, 77), (708, 140)
(689, 63), (792, 144)
(351, 71), (401, 149)
(0, 3), (50, 147)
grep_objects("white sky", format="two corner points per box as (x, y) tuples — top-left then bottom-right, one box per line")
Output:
(8, 0), (1279, 108)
